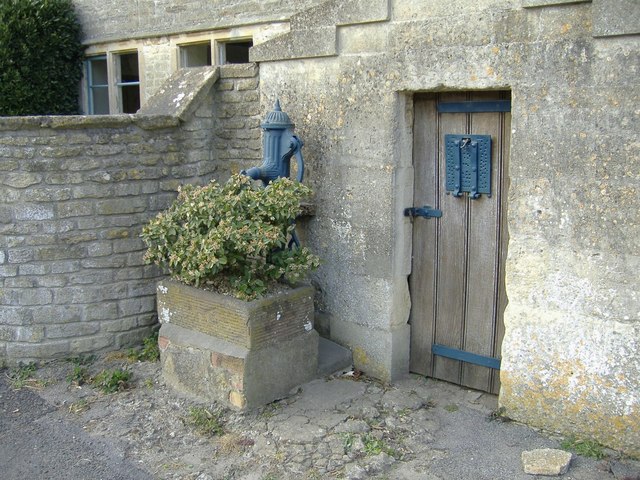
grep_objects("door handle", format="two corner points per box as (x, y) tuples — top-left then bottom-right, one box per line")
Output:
(404, 206), (442, 219)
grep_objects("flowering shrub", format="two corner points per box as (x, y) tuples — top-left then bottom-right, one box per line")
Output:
(142, 174), (320, 300)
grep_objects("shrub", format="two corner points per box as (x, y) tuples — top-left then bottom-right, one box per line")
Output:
(0, 0), (85, 116)
(142, 174), (320, 300)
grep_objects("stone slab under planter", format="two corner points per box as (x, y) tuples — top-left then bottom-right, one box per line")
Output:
(156, 279), (318, 410)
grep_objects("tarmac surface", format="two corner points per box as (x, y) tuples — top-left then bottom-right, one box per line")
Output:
(1, 354), (639, 480)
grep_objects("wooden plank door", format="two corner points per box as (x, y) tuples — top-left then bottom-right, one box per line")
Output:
(409, 91), (510, 394)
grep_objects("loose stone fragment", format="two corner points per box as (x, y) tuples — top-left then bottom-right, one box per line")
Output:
(345, 463), (367, 480)
(365, 452), (396, 474)
(522, 448), (572, 476)
(335, 419), (371, 434)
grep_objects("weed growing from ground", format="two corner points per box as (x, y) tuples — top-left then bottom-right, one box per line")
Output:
(488, 406), (511, 423)
(92, 368), (132, 394)
(67, 355), (96, 366)
(561, 436), (607, 459)
(65, 355), (95, 386)
(444, 404), (459, 413)
(67, 365), (90, 386)
(68, 399), (90, 414)
(186, 406), (225, 437)
(363, 433), (385, 456)
(6, 362), (43, 390)
(361, 433), (402, 459)
(260, 401), (282, 419)
(218, 433), (255, 454)
(128, 331), (160, 362)
(341, 432), (355, 454)
(396, 408), (411, 417)
(304, 468), (323, 479)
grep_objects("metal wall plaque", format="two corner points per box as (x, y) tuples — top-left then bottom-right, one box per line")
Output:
(445, 134), (492, 199)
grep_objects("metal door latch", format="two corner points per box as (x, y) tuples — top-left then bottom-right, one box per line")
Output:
(404, 206), (442, 219)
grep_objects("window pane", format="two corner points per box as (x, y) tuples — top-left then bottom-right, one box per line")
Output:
(121, 84), (140, 113)
(117, 52), (140, 113)
(90, 58), (108, 85)
(224, 40), (253, 64)
(119, 53), (139, 83)
(91, 86), (109, 114)
(180, 43), (212, 67)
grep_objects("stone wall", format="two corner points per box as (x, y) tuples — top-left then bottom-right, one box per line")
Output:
(0, 65), (261, 366)
(211, 64), (262, 178)
(72, 0), (325, 44)
(251, 0), (639, 456)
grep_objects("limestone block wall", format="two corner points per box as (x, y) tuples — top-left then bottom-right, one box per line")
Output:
(0, 65), (261, 366)
(0, 116), (184, 362)
(72, 0), (325, 44)
(252, 0), (639, 455)
(211, 65), (262, 177)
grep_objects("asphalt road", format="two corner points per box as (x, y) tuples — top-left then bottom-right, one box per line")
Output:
(0, 375), (152, 480)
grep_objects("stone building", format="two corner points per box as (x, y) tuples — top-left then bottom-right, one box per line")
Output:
(1, 0), (638, 456)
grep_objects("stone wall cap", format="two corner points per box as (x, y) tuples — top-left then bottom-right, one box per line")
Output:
(0, 113), (179, 131)
(139, 66), (220, 121)
(0, 114), (134, 130)
(219, 63), (259, 79)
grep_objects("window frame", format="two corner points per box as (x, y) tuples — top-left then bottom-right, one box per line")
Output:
(114, 51), (141, 114)
(82, 48), (142, 115)
(85, 55), (109, 115)
(215, 38), (253, 65)
(178, 41), (213, 68)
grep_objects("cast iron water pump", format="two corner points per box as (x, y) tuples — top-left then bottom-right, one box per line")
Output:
(241, 100), (304, 185)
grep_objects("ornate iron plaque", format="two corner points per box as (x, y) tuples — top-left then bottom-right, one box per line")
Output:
(445, 134), (492, 199)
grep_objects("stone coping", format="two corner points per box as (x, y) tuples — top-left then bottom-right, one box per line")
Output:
(0, 113), (179, 131)
(0, 63), (259, 132)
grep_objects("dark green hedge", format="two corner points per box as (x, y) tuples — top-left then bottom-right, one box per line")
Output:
(0, 0), (85, 116)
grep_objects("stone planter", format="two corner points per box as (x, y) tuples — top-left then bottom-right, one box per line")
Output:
(156, 279), (318, 410)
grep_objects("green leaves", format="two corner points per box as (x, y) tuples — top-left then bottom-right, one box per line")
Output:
(91, 368), (132, 394)
(0, 0), (85, 116)
(142, 174), (320, 300)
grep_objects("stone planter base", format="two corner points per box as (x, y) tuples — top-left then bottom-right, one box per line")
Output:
(156, 280), (318, 410)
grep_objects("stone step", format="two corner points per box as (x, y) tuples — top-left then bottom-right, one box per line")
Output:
(317, 337), (352, 376)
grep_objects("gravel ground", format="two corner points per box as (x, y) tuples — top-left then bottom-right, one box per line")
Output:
(1, 350), (639, 480)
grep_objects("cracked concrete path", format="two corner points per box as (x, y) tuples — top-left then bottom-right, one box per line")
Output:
(1, 356), (638, 479)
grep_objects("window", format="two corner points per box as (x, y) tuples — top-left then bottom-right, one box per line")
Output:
(179, 42), (212, 67)
(84, 51), (141, 114)
(218, 39), (253, 64)
(86, 56), (109, 115)
(116, 52), (140, 114)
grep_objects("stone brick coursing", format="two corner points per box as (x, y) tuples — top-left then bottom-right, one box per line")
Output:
(0, 65), (260, 365)
(212, 64), (262, 178)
